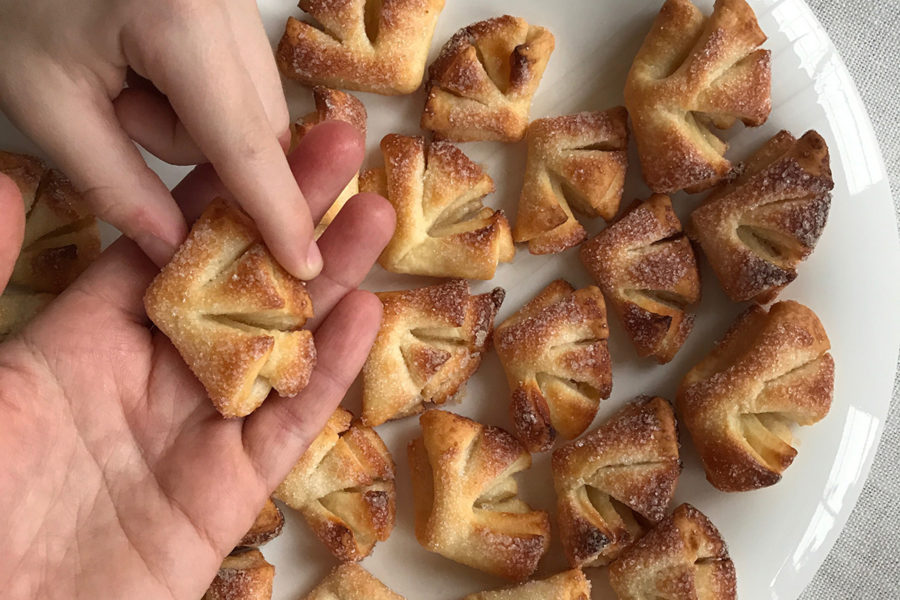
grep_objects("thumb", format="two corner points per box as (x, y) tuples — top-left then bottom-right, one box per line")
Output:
(0, 172), (25, 292)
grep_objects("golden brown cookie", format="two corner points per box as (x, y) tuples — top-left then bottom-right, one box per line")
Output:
(463, 569), (590, 600)
(238, 499), (284, 548)
(303, 563), (405, 600)
(494, 280), (612, 453)
(624, 0), (771, 193)
(422, 16), (555, 142)
(203, 548), (275, 600)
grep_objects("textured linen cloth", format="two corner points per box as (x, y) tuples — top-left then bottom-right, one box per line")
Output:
(801, 1), (900, 598)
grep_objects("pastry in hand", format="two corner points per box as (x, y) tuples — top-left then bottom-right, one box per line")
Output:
(688, 130), (833, 303)
(463, 569), (590, 600)
(608, 504), (736, 600)
(238, 499), (284, 548)
(494, 280), (612, 452)
(624, 0), (771, 193)
(360, 134), (514, 279)
(143, 199), (316, 418)
(0, 151), (100, 339)
(514, 108), (629, 254)
(408, 410), (551, 580)
(553, 397), (681, 567)
(581, 194), (700, 364)
(291, 87), (367, 238)
(275, 408), (395, 561)
(677, 301), (834, 492)
(363, 280), (504, 426)
(304, 563), (405, 600)
(203, 548), (274, 600)
(277, 0), (446, 95)
(422, 15), (555, 142)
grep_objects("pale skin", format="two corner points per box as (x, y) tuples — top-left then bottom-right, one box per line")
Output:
(0, 121), (396, 599)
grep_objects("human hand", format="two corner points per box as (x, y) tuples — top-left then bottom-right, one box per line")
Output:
(0, 0), (325, 279)
(0, 122), (395, 599)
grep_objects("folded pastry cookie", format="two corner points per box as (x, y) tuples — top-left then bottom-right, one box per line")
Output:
(463, 569), (590, 600)
(291, 87), (367, 238)
(514, 108), (629, 254)
(553, 397), (681, 568)
(238, 499), (284, 548)
(422, 15), (555, 142)
(363, 280), (504, 426)
(409, 410), (551, 580)
(609, 503), (736, 600)
(581, 194), (701, 364)
(361, 135), (514, 279)
(0, 151), (100, 339)
(275, 408), (395, 561)
(677, 301), (834, 492)
(495, 280), (612, 452)
(277, 0), (445, 95)
(688, 130), (834, 303)
(624, 0), (771, 193)
(203, 548), (274, 600)
(304, 563), (405, 600)
(143, 199), (316, 418)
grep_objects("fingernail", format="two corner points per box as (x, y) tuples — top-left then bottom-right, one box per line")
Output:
(304, 239), (323, 279)
(137, 233), (177, 268)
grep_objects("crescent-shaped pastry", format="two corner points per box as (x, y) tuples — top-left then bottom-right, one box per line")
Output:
(580, 194), (701, 364)
(277, 0), (446, 95)
(688, 130), (833, 303)
(494, 279), (612, 453)
(422, 15), (555, 142)
(624, 0), (771, 193)
(360, 134), (514, 279)
(677, 301), (834, 492)
(291, 87), (367, 238)
(304, 563), (405, 600)
(143, 199), (316, 418)
(408, 410), (551, 581)
(552, 397), (681, 567)
(203, 548), (275, 600)
(608, 504), (736, 600)
(275, 408), (396, 561)
(514, 108), (629, 254)
(362, 280), (504, 426)
(463, 569), (590, 600)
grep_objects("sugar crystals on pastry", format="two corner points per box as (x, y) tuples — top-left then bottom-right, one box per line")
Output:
(624, 0), (771, 193)
(290, 87), (367, 238)
(277, 0), (446, 95)
(553, 397), (680, 568)
(361, 134), (514, 279)
(422, 15), (555, 142)
(143, 199), (316, 418)
(303, 563), (405, 600)
(581, 194), (701, 364)
(677, 301), (834, 492)
(463, 569), (590, 600)
(203, 548), (275, 600)
(0, 151), (100, 339)
(608, 503), (736, 600)
(238, 499), (284, 548)
(362, 280), (504, 426)
(688, 130), (834, 304)
(514, 108), (629, 254)
(275, 408), (395, 561)
(495, 280), (612, 453)
(408, 410), (551, 581)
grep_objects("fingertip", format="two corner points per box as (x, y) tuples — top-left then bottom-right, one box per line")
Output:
(351, 192), (397, 240)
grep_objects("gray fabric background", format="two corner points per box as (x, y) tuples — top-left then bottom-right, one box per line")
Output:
(801, 1), (900, 598)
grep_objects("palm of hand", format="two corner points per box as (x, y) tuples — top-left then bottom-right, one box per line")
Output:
(0, 125), (393, 599)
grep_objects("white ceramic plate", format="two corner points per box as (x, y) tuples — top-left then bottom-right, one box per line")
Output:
(1, 0), (898, 598)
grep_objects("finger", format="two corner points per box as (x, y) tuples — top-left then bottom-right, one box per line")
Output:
(0, 173), (25, 291)
(173, 121), (365, 228)
(241, 290), (383, 489)
(125, 8), (321, 280)
(114, 86), (205, 166)
(305, 193), (395, 330)
(1, 82), (187, 266)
